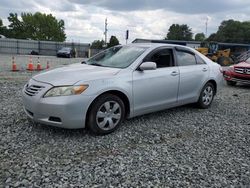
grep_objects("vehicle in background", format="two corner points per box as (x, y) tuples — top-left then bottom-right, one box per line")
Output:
(30, 50), (39, 55)
(223, 58), (250, 86)
(57, 47), (75, 58)
(0, 34), (6, 38)
(22, 43), (222, 135)
(196, 42), (233, 66)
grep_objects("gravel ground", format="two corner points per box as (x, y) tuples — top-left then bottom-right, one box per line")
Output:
(0, 71), (250, 187)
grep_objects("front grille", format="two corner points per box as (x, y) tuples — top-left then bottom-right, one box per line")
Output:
(24, 84), (45, 96)
(234, 67), (250, 75)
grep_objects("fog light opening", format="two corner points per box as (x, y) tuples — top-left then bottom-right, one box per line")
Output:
(48, 116), (62, 122)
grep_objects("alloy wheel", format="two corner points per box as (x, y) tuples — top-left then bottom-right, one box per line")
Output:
(96, 101), (122, 131)
(202, 86), (213, 105)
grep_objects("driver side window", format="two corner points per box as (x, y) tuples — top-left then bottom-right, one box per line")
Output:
(144, 49), (174, 68)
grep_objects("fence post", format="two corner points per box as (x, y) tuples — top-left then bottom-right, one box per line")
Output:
(38, 40), (41, 54)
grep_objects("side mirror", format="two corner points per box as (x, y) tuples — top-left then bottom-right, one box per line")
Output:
(139, 62), (157, 71)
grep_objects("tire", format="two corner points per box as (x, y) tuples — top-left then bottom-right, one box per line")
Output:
(87, 94), (125, 135)
(227, 80), (236, 86)
(197, 82), (215, 109)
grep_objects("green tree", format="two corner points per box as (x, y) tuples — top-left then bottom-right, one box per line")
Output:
(108, 35), (119, 48)
(8, 13), (26, 38)
(209, 19), (250, 43)
(207, 33), (217, 41)
(195, 33), (205, 41)
(0, 18), (8, 37)
(166, 24), (193, 40)
(8, 12), (66, 41)
(91, 40), (104, 49)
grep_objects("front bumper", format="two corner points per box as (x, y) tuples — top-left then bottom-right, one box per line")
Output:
(57, 53), (70, 57)
(223, 71), (250, 84)
(22, 80), (96, 129)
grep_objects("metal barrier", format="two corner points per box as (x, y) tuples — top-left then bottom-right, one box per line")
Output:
(0, 38), (91, 57)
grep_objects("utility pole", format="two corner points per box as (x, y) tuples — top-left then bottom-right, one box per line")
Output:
(104, 18), (108, 47)
(126, 30), (129, 44)
(205, 17), (208, 38)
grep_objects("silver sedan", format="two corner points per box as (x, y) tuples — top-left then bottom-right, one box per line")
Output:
(22, 43), (223, 135)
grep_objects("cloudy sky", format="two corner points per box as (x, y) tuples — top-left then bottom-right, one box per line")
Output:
(1, 0), (250, 44)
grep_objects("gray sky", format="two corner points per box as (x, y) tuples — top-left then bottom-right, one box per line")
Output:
(1, 0), (250, 44)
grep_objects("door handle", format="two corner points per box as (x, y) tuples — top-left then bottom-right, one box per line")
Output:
(202, 68), (208, 72)
(171, 71), (179, 76)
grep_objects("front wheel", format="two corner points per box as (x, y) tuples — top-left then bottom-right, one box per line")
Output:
(87, 94), (125, 135)
(197, 82), (215, 109)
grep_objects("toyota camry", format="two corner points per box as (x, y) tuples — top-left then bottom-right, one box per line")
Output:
(22, 43), (223, 135)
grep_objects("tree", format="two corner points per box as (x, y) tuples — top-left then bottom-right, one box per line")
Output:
(0, 18), (8, 37)
(207, 33), (217, 41)
(91, 40), (104, 49)
(195, 33), (205, 41)
(108, 35), (119, 48)
(7, 12), (66, 41)
(209, 19), (250, 43)
(166, 24), (193, 40)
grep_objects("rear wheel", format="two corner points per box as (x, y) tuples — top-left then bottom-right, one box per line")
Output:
(87, 94), (125, 135)
(197, 82), (215, 109)
(226, 80), (236, 86)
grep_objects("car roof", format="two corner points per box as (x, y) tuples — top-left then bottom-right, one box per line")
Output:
(127, 42), (190, 49)
(127, 42), (196, 52)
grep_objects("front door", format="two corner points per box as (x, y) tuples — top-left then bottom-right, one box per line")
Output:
(132, 48), (179, 116)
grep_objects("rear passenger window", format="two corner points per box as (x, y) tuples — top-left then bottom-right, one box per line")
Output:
(176, 51), (197, 66)
(196, 55), (206, 64)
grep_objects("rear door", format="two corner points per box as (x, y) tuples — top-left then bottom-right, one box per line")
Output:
(175, 48), (209, 103)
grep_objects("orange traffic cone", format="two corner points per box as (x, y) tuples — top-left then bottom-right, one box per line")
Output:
(46, 61), (50, 69)
(11, 56), (19, 71)
(27, 57), (34, 71)
(36, 57), (42, 71)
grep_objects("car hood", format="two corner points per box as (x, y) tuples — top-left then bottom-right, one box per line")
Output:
(32, 63), (121, 86)
(234, 62), (250, 68)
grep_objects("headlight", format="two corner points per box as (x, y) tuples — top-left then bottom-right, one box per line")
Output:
(44, 85), (88, 97)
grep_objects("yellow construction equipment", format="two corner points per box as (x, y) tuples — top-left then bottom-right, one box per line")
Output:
(196, 42), (234, 66)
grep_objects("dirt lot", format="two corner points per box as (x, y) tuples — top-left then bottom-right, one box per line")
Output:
(0, 54), (250, 187)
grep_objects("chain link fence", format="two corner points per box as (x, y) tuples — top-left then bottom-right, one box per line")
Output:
(0, 38), (91, 57)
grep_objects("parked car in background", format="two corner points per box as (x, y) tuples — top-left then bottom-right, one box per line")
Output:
(30, 50), (39, 55)
(57, 47), (75, 58)
(223, 59), (250, 86)
(0, 34), (6, 38)
(22, 43), (222, 135)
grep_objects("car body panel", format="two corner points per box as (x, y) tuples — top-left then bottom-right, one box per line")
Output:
(22, 43), (223, 129)
(132, 67), (179, 116)
(177, 64), (210, 103)
(32, 63), (121, 86)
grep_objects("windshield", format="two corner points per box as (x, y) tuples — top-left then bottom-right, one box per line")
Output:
(86, 45), (147, 68)
(246, 57), (250, 63)
(61, 47), (71, 51)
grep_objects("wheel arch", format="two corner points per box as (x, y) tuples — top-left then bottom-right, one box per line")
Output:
(207, 79), (217, 95)
(86, 90), (131, 123)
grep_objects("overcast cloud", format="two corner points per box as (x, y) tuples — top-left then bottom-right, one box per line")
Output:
(0, 0), (250, 44)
